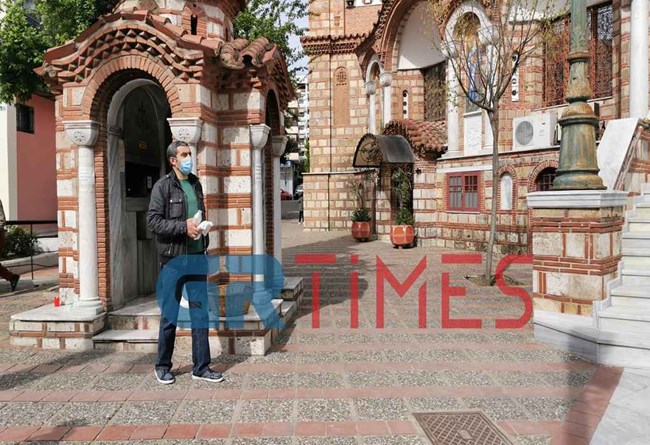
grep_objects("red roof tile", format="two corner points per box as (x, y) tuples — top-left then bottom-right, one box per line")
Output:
(382, 119), (447, 157)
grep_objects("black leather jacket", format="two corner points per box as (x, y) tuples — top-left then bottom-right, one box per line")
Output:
(146, 172), (209, 264)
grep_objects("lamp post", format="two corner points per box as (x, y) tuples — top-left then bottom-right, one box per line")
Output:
(552, 0), (605, 190)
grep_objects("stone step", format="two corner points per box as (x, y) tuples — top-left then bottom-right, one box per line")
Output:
(610, 285), (650, 308)
(599, 307), (650, 334)
(627, 217), (650, 232)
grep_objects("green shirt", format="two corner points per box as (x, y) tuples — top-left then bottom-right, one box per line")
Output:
(180, 179), (204, 254)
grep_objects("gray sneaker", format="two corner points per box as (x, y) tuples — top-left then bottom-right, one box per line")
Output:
(192, 369), (225, 383)
(154, 369), (175, 385)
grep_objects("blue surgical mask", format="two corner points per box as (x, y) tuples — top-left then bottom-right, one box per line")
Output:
(178, 157), (193, 176)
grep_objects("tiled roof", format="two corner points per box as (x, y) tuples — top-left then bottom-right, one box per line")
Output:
(382, 119), (447, 157)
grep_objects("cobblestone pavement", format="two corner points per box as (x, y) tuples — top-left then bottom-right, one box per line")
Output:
(0, 222), (620, 444)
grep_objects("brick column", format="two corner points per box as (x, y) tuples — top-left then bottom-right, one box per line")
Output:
(63, 120), (101, 315)
(527, 191), (627, 316)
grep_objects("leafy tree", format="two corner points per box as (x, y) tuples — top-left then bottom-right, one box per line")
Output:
(0, 0), (109, 103)
(234, 0), (309, 82)
(428, 0), (561, 282)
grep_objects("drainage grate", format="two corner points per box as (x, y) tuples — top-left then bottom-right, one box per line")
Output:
(413, 411), (515, 445)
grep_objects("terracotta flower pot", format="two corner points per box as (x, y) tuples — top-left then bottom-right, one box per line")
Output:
(351, 221), (372, 241)
(390, 225), (415, 248)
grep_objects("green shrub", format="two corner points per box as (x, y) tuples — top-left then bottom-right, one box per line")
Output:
(1, 226), (39, 259)
(352, 208), (372, 222)
(395, 208), (414, 226)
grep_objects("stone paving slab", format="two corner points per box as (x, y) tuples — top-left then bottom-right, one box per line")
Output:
(0, 223), (626, 443)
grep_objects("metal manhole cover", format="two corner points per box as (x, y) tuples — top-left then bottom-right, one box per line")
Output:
(413, 411), (515, 445)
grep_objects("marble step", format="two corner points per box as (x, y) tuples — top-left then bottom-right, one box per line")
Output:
(599, 307), (650, 334)
(95, 300), (298, 355)
(622, 231), (650, 250)
(627, 217), (650, 232)
(535, 310), (650, 368)
(621, 268), (650, 287)
(610, 285), (650, 308)
(635, 203), (650, 217)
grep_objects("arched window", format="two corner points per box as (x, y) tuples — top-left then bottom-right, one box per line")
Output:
(500, 173), (513, 210)
(535, 167), (557, 191)
(402, 90), (409, 118)
(334, 67), (350, 126)
(190, 14), (198, 35)
(454, 13), (481, 111)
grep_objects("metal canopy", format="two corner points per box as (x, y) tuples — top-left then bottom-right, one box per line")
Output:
(352, 134), (415, 168)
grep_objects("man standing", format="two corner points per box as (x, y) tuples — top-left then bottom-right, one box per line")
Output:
(0, 200), (20, 292)
(147, 141), (224, 385)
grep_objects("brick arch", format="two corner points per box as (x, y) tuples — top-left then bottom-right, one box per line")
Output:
(528, 160), (559, 192)
(83, 56), (182, 121)
(182, 2), (208, 36)
(79, 64), (179, 310)
(265, 88), (282, 135)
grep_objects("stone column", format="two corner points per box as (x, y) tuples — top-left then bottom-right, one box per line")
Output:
(64, 120), (102, 315)
(167, 118), (203, 175)
(272, 136), (288, 288)
(365, 81), (377, 134)
(527, 190), (627, 316)
(630, 0), (649, 118)
(380, 72), (392, 129)
(250, 124), (271, 302)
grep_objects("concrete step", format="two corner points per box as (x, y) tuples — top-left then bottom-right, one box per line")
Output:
(599, 307), (650, 334)
(621, 254), (650, 268)
(627, 217), (650, 232)
(610, 285), (650, 308)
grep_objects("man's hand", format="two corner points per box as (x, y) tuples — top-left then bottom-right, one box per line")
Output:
(186, 218), (200, 239)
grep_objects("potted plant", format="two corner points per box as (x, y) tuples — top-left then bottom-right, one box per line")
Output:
(390, 167), (416, 248)
(350, 178), (372, 241)
(351, 207), (372, 241)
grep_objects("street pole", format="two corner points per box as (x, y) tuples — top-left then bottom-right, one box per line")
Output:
(552, 0), (605, 190)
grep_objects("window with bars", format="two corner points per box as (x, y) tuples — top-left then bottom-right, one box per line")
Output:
(16, 104), (34, 134)
(423, 62), (447, 121)
(448, 173), (480, 211)
(535, 167), (557, 191)
(543, 2), (613, 107)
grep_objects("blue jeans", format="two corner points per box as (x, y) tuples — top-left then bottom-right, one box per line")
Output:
(156, 264), (211, 376)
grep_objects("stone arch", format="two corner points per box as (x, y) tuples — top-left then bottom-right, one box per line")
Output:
(528, 160), (559, 192)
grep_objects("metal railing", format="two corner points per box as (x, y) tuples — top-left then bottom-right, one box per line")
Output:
(4, 220), (57, 281)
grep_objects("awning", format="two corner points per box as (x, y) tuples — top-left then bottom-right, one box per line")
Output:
(352, 134), (415, 168)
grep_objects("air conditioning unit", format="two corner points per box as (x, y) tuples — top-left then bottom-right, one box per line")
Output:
(512, 112), (558, 150)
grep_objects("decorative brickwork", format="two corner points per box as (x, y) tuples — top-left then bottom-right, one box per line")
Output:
(529, 205), (625, 316)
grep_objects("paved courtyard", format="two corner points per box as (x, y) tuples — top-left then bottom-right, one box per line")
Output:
(0, 222), (622, 444)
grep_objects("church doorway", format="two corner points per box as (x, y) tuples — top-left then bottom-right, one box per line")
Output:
(107, 78), (172, 309)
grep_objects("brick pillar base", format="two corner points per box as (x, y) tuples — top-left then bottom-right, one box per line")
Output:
(527, 191), (627, 316)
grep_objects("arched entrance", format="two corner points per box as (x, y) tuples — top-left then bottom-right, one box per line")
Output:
(106, 77), (172, 309)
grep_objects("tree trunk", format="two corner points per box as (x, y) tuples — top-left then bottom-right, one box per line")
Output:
(485, 107), (500, 283)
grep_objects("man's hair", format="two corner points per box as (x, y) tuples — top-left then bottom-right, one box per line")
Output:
(166, 140), (189, 163)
